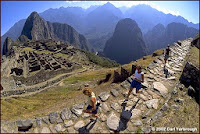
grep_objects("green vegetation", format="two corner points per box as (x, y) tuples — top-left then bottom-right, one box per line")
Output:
(81, 50), (120, 68)
(188, 46), (199, 67)
(1, 86), (76, 120)
(136, 127), (142, 133)
(55, 52), (69, 59)
(123, 49), (163, 72)
(63, 69), (110, 84)
(21, 47), (35, 52)
(35, 50), (53, 54)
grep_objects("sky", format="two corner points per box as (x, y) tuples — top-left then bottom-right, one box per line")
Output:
(1, 1), (199, 36)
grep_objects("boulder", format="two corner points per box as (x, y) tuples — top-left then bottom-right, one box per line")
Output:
(106, 112), (120, 131)
(131, 109), (142, 119)
(41, 127), (51, 133)
(151, 111), (163, 121)
(35, 117), (42, 127)
(102, 103), (110, 113)
(145, 99), (159, 109)
(74, 120), (85, 131)
(82, 113), (90, 118)
(141, 82), (149, 88)
(55, 124), (66, 132)
(67, 127), (76, 133)
(139, 94), (148, 101)
(49, 112), (59, 124)
(42, 116), (49, 124)
(17, 119), (33, 131)
(161, 103), (169, 111)
(174, 98), (184, 104)
(99, 114), (107, 122)
(49, 124), (57, 133)
(110, 88), (119, 97)
(153, 82), (168, 97)
(110, 103), (121, 111)
(98, 92), (110, 102)
(64, 120), (74, 128)
(71, 103), (84, 117)
(61, 108), (72, 120)
(188, 86), (196, 96)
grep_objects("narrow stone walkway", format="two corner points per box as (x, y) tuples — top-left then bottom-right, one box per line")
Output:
(1, 38), (192, 133)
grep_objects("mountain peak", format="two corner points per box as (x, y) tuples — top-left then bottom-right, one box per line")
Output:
(104, 18), (147, 64)
(29, 11), (40, 18)
(103, 2), (115, 8)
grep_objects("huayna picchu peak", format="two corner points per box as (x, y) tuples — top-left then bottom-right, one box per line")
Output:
(104, 18), (148, 64)
(21, 11), (92, 51)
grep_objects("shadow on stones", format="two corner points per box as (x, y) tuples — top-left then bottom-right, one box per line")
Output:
(115, 99), (140, 133)
(163, 66), (169, 78)
(78, 118), (97, 133)
(18, 125), (33, 132)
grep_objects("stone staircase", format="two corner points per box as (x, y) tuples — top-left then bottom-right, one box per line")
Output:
(1, 38), (193, 133)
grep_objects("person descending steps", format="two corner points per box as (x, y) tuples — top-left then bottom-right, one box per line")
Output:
(83, 88), (101, 117)
(124, 66), (144, 102)
(164, 45), (171, 66)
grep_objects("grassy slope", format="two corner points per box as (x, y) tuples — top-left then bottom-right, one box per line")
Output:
(1, 48), (163, 120)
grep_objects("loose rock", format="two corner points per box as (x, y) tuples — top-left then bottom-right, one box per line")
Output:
(110, 88), (119, 97)
(64, 120), (74, 128)
(41, 127), (51, 133)
(106, 112), (120, 131)
(74, 120), (85, 131)
(98, 92), (110, 102)
(61, 108), (72, 120)
(145, 99), (159, 109)
(153, 82), (168, 97)
(71, 103), (84, 117)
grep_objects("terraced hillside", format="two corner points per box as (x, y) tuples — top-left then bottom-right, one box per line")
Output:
(1, 38), (198, 133)
(1, 39), (118, 97)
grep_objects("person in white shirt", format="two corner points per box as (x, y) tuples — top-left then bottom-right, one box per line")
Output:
(82, 88), (100, 117)
(124, 66), (144, 102)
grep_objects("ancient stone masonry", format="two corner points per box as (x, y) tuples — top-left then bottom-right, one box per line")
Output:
(191, 33), (199, 49)
(180, 62), (199, 102)
(1, 38), (194, 133)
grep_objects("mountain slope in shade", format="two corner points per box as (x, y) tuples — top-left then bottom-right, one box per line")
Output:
(104, 18), (148, 64)
(144, 22), (199, 53)
(3, 37), (14, 56)
(1, 19), (26, 55)
(125, 4), (199, 34)
(21, 11), (91, 51)
(84, 2), (123, 51)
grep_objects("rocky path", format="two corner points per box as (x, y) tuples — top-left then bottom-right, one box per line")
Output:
(1, 38), (192, 133)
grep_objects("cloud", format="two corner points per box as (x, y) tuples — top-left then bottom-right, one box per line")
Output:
(149, 3), (180, 16)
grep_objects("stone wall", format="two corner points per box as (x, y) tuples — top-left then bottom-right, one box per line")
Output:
(180, 62), (199, 102)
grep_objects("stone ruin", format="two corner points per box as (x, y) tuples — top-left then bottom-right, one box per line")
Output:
(113, 66), (135, 83)
(180, 62), (199, 102)
(8, 49), (79, 86)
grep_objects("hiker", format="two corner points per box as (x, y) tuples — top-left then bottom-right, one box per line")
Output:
(83, 88), (100, 117)
(164, 45), (171, 65)
(124, 66), (144, 102)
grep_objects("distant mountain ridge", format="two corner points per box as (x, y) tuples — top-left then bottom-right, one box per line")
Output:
(104, 18), (148, 64)
(144, 22), (199, 53)
(124, 4), (199, 34)
(1, 3), (199, 54)
(21, 12), (91, 51)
